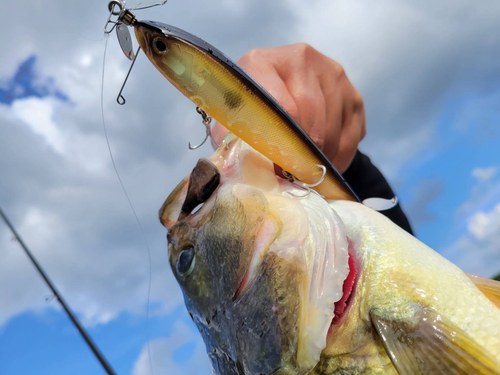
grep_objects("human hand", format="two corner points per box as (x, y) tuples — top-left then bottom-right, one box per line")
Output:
(212, 43), (366, 173)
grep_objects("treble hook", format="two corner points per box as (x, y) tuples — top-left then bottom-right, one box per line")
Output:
(282, 165), (327, 198)
(280, 164), (399, 211)
(189, 121), (211, 150)
(306, 165), (327, 188)
(188, 107), (220, 150)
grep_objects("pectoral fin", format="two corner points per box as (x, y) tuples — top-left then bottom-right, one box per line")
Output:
(468, 274), (500, 309)
(370, 303), (500, 375)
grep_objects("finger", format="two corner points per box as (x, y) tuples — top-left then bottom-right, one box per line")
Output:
(268, 44), (336, 153)
(321, 62), (365, 172)
(314, 58), (348, 163)
(333, 116), (364, 173)
(318, 72), (344, 162)
(283, 63), (328, 149)
(238, 51), (300, 121)
(333, 92), (366, 173)
(354, 89), (367, 141)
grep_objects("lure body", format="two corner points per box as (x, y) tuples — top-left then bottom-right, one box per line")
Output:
(133, 21), (358, 201)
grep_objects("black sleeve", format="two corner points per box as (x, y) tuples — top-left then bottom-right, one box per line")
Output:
(342, 150), (414, 235)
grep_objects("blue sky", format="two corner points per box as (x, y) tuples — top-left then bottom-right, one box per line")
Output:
(0, 306), (201, 375)
(400, 89), (500, 254)
(0, 55), (68, 105)
(1, 1), (499, 374)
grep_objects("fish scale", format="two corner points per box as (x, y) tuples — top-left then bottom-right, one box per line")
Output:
(328, 200), (500, 367)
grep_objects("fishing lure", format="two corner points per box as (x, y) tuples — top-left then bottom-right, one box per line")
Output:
(103, 1), (398, 209)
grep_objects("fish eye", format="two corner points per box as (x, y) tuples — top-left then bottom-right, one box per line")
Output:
(152, 37), (168, 55)
(176, 245), (195, 277)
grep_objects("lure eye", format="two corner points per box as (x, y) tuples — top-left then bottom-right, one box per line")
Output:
(152, 37), (168, 55)
(176, 245), (195, 277)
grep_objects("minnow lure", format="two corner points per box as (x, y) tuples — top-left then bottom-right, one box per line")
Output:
(104, 1), (359, 202)
(104, 1), (399, 209)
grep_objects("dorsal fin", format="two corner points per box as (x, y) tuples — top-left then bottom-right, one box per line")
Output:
(467, 274), (500, 309)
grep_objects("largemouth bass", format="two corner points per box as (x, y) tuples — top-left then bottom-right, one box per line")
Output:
(127, 17), (357, 201)
(160, 135), (500, 375)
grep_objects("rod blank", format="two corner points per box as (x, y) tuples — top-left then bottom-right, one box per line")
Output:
(0, 206), (117, 375)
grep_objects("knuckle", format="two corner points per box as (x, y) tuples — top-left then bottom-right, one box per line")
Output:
(290, 42), (307, 50)
(239, 48), (264, 64)
(297, 90), (316, 109)
(311, 135), (325, 150)
(305, 127), (326, 150)
(361, 124), (367, 140)
(294, 90), (322, 127)
(334, 62), (346, 80)
(353, 90), (365, 112)
(360, 115), (367, 140)
(292, 42), (316, 59)
(296, 42), (312, 52)
(284, 101), (300, 122)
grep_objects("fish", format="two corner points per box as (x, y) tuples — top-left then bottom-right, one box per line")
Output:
(159, 134), (500, 375)
(130, 19), (358, 201)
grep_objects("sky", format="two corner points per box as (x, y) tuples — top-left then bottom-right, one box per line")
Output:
(0, 0), (499, 374)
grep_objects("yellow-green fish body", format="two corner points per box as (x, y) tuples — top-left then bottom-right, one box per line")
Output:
(315, 200), (500, 374)
(160, 136), (500, 375)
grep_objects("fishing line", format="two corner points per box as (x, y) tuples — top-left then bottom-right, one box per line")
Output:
(129, 0), (168, 11)
(101, 36), (155, 375)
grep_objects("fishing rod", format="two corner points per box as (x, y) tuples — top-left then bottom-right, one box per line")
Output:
(0, 206), (118, 375)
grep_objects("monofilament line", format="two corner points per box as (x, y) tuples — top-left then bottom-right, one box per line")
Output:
(101, 36), (155, 375)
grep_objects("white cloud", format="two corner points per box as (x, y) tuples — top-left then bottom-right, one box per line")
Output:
(456, 172), (500, 224)
(12, 98), (66, 154)
(444, 167), (500, 277)
(132, 320), (212, 375)
(80, 54), (93, 68)
(472, 167), (498, 182)
(0, 103), (187, 328)
(468, 204), (500, 242)
(444, 202), (500, 277)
